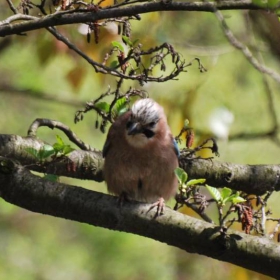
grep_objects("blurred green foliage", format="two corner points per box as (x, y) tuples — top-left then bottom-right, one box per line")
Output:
(0, 2), (279, 279)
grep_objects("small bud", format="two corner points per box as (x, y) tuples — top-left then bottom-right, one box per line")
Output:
(184, 119), (189, 128)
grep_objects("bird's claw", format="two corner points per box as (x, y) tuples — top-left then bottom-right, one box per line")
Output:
(117, 192), (130, 207)
(148, 197), (165, 216)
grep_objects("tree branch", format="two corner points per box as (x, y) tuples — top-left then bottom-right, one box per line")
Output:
(0, 1), (262, 37)
(1, 133), (280, 194)
(27, 118), (96, 151)
(0, 134), (103, 181)
(180, 157), (280, 194)
(0, 158), (279, 278)
(212, 4), (280, 84)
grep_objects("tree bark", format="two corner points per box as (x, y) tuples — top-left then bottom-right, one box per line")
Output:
(0, 157), (279, 278)
(1, 133), (280, 194)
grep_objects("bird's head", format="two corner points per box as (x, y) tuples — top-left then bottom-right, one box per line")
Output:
(125, 98), (165, 147)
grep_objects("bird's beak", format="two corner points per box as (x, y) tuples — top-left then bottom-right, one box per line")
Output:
(127, 122), (142, 135)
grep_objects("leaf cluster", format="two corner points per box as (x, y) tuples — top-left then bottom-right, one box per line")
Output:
(25, 135), (75, 163)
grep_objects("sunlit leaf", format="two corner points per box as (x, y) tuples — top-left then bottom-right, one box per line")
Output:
(52, 135), (75, 156)
(56, 135), (64, 146)
(174, 167), (188, 184)
(53, 142), (64, 152)
(231, 196), (247, 204)
(186, 178), (206, 186)
(220, 187), (232, 200)
(113, 97), (128, 116)
(205, 184), (221, 202)
(38, 145), (55, 160)
(62, 145), (75, 155)
(112, 41), (124, 52)
(122, 36), (133, 47)
(95, 102), (110, 113)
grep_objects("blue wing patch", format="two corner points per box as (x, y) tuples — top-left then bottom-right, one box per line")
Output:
(173, 138), (180, 157)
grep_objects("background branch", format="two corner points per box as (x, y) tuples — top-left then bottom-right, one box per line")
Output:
(0, 1), (262, 37)
(212, 6), (280, 84)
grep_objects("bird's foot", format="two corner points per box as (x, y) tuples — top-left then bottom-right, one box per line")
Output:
(148, 197), (165, 216)
(117, 192), (130, 207)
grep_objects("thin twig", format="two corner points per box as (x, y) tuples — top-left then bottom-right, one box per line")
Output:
(0, 14), (37, 25)
(5, 0), (17, 14)
(184, 202), (214, 224)
(212, 6), (280, 84)
(245, 12), (279, 145)
(46, 26), (188, 83)
(27, 118), (96, 151)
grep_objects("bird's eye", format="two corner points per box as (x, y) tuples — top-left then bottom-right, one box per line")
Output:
(143, 129), (155, 138)
(148, 121), (156, 127)
(126, 121), (133, 129)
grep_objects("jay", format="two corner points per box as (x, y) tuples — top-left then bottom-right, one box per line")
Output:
(102, 98), (179, 214)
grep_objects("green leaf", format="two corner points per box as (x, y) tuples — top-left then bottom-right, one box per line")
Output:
(56, 134), (64, 146)
(53, 142), (64, 152)
(205, 184), (221, 202)
(231, 196), (247, 204)
(53, 135), (65, 152)
(38, 145), (55, 160)
(111, 41), (124, 52)
(53, 134), (75, 156)
(95, 102), (110, 113)
(62, 145), (75, 155)
(43, 174), (60, 182)
(26, 145), (55, 161)
(186, 178), (206, 187)
(25, 147), (39, 159)
(113, 97), (128, 116)
(110, 60), (119, 69)
(220, 187), (232, 200)
(122, 36), (133, 47)
(174, 167), (188, 184)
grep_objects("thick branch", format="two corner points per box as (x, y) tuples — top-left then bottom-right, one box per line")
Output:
(0, 1), (262, 37)
(0, 134), (103, 181)
(180, 157), (280, 195)
(1, 133), (280, 194)
(0, 159), (279, 278)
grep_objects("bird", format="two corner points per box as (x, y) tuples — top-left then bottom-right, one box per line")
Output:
(102, 98), (179, 215)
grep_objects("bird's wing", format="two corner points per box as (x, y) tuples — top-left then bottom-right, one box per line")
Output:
(102, 138), (111, 158)
(172, 137), (180, 157)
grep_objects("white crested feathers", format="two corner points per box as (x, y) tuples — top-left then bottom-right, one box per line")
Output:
(131, 98), (161, 125)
